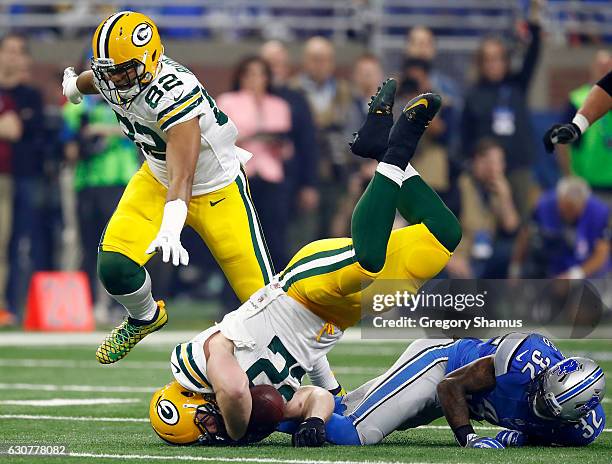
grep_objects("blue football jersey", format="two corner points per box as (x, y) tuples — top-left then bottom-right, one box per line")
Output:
(447, 332), (606, 446)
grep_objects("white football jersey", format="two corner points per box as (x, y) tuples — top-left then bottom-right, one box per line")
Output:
(171, 281), (343, 401)
(101, 55), (251, 195)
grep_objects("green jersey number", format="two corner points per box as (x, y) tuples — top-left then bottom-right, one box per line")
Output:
(144, 73), (185, 109)
(114, 112), (166, 160)
(200, 86), (228, 126)
(246, 336), (305, 401)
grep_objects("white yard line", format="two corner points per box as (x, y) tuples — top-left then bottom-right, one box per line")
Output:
(2, 327), (612, 346)
(0, 358), (384, 375)
(64, 453), (444, 464)
(0, 398), (140, 406)
(0, 383), (155, 393)
(1, 414), (611, 433)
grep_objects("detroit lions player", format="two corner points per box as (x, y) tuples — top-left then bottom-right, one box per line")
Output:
(325, 333), (605, 449)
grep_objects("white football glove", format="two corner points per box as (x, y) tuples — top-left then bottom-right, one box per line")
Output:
(62, 67), (83, 104)
(145, 199), (190, 267)
(145, 229), (189, 266)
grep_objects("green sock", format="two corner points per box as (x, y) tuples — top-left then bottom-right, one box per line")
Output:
(397, 176), (462, 252)
(97, 251), (146, 296)
(351, 172), (401, 273)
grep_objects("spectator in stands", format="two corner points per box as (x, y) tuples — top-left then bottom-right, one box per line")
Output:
(556, 50), (612, 206)
(449, 138), (520, 278)
(0, 90), (22, 326)
(260, 40), (319, 254)
(460, 1), (543, 219)
(403, 25), (462, 149)
(511, 176), (611, 280)
(0, 33), (46, 320)
(217, 56), (292, 268)
(62, 89), (140, 321)
(292, 36), (352, 238)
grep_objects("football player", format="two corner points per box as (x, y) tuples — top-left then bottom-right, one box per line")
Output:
(324, 333), (606, 449)
(61, 11), (275, 364)
(150, 82), (462, 446)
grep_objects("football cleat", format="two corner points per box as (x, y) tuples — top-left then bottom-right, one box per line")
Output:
(349, 78), (397, 161)
(96, 300), (167, 364)
(387, 92), (441, 154)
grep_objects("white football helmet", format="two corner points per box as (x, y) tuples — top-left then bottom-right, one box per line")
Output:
(531, 357), (605, 422)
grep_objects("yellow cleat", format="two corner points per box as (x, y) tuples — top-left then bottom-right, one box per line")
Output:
(96, 301), (168, 364)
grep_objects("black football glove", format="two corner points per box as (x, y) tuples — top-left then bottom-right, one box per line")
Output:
(292, 417), (326, 447)
(543, 122), (581, 153)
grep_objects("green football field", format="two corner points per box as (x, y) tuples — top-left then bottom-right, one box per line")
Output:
(0, 329), (610, 464)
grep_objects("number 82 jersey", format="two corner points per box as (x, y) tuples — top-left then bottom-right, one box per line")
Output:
(105, 55), (248, 195)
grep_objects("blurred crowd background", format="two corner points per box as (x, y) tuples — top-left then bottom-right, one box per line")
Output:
(0, 0), (611, 326)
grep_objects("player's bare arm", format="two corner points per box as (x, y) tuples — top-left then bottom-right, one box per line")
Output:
(205, 333), (252, 441)
(284, 385), (334, 447)
(437, 356), (499, 447)
(284, 385), (334, 423)
(543, 71), (612, 152)
(578, 81), (612, 125)
(165, 117), (200, 204)
(143, 117), (200, 266)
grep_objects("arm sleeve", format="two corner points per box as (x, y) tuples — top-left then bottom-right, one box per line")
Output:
(516, 23), (542, 91)
(308, 355), (340, 391)
(156, 80), (206, 132)
(596, 71), (612, 97)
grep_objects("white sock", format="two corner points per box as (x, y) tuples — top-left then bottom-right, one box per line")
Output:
(376, 162), (405, 187)
(404, 163), (420, 180)
(109, 269), (158, 322)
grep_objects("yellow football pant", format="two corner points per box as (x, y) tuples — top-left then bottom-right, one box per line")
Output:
(281, 224), (451, 330)
(100, 163), (274, 303)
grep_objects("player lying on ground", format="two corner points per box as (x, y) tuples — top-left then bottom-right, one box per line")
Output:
(321, 332), (606, 448)
(149, 82), (462, 446)
(62, 11), (275, 364)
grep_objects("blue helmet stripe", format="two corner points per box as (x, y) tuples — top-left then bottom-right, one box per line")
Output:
(556, 367), (604, 404)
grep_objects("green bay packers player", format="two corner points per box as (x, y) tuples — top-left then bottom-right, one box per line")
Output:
(150, 82), (462, 445)
(61, 11), (274, 364)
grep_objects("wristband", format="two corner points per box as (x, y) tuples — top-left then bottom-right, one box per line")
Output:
(159, 199), (188, 236)
(452, 424), (476, 447)
(572, 113), (590, 134)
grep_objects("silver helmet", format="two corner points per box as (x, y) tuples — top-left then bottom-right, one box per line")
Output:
(532, 357), (605, 422)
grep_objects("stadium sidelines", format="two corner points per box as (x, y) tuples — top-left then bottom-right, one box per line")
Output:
(1, 414), (610, 433)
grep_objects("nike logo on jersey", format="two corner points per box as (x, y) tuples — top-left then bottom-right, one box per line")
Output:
(171, 362), (180, 374)
(173, 91), (185, 102)
(210, 198), (226, 207)
(515, 349), (529, 361)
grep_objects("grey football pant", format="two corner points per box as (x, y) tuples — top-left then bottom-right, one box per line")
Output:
(341, 338), (454, 444)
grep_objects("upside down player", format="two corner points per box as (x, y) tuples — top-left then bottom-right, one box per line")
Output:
(325, 333), (606, 449)
(149, 82), (462, 446)
(61, 11), (275, 364)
